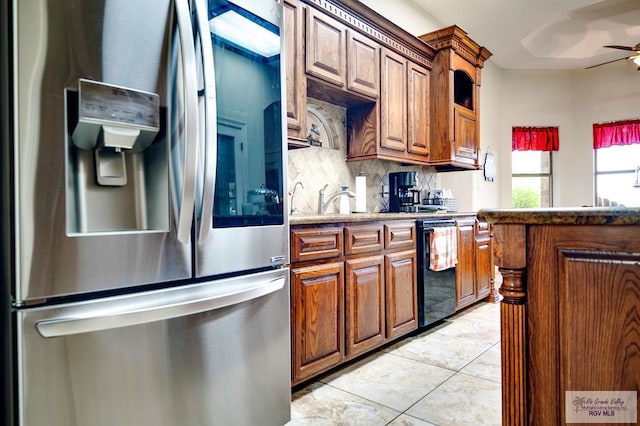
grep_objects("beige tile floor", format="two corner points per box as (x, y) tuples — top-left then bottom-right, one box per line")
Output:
(288, 301), (502, 426)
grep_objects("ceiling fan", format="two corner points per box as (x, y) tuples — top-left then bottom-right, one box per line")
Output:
(586, 42), (640, 70)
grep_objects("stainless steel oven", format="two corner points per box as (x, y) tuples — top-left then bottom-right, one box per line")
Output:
(416, 219), (457, 327)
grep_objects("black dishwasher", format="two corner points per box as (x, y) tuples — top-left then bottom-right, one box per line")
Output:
(416, 218), (457, 327)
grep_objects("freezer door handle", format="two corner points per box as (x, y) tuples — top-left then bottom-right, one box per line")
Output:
(174, 0), (199, 244)
(35, 276), (285, 338)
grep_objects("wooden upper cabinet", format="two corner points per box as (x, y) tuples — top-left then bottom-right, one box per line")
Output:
(346, 30), (380, 99)
(305, 7), (346, 87)
(407, 61), (430, 159)
(380, 48), (407, 154)
(419, 25), (492, 171)
(453, 104), (477, 161)
(305, 6), (380, 102)
(283, 1), (440, 161)
(283, 0), (307, 145)
(361, 49), (431, 165)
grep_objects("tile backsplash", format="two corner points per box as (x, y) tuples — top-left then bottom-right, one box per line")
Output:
(287, 98), (437, 215)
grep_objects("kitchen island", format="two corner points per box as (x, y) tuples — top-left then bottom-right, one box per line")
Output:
(477, 207), (640, 425)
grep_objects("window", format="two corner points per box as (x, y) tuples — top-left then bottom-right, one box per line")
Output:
(593, 119), (640, 207)
(511, 126), (558, 208)
(594, 144), (640, 207)
(512, 150), (552, 208)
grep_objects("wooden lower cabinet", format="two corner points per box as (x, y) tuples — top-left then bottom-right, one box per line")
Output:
(291, 221), (417, 385)
(474, 225), (492, 299)
(385, 249), (418, 339)
(345, 255), (385, 359)
(455, 218), (476, 309)
(291, 262), (344, 384)
(455, 217), (494, 309)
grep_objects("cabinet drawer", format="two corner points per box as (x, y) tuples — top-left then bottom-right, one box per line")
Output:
(291, 227), (343, 263)
(384, 222), (416, 250)
(345, 224), (384, 256)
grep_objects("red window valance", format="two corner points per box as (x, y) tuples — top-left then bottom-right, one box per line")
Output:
(593, 119), (640, 149)
(512, 126), (559, 151)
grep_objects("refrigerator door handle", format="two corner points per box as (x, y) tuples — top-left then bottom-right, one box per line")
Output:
(35, 276), (285, 338)
(194, 0), (216, 243)
(174, 0), (199, 244)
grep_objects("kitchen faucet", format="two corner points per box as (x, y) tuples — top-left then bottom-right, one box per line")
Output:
(290, 181), (304, 214)
(318, 184), (356, 214)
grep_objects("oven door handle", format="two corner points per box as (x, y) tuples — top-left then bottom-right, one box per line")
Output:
(35, 277), (285, 338)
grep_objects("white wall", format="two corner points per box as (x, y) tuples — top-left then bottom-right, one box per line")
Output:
(495, 61), (640, 208)
(358, 0), (442, 36)
(570, 61), (640, 206)
(498, 70), (575, 206)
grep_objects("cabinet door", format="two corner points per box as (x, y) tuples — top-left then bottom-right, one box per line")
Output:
(453, 106), (478, 161)
(407, 61), (430, 158)
(450, 53), (479, 164)
(283, 0), (307, 141)
(455, 219), (476, 309)
(380, 49), (407, 153)
(305, 7), (346, 87)
(346, 30), (380, 98)
(475, 236), (492, 299)
(291, 262), (345, 384)
(345, 256), (385, 359)
(385, 250), (418, 340)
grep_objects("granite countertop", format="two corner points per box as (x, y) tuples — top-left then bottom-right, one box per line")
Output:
(289, 211), (477, 225)
(477, 207), (640, 225)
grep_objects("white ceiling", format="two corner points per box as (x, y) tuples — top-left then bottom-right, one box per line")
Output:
(410, 0), (640, 70)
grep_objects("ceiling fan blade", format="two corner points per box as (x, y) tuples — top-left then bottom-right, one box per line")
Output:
(604, 44), (635, 51)
(585, 56), (629, 69)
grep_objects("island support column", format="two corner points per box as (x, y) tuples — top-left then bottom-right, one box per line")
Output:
(492, 224), (527, 425)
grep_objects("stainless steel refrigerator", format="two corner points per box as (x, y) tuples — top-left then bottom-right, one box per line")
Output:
(0, 0), (291, 424)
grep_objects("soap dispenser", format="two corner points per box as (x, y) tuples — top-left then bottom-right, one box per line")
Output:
(339, 186), (350, 214)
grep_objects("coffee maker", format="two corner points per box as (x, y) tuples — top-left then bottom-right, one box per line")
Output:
(388, 171), (420, 212)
